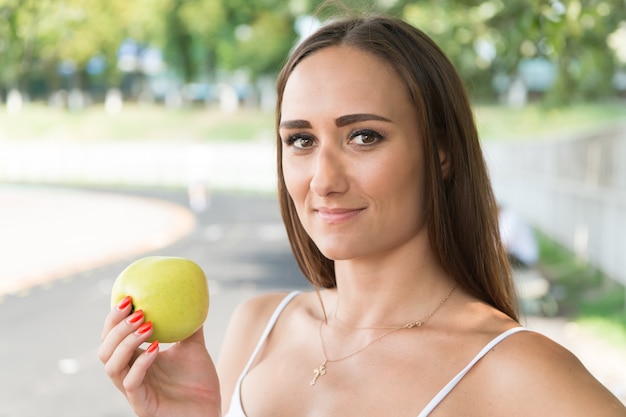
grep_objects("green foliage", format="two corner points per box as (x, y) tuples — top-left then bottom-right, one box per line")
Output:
(536, 230), (626, 344)
(401, 0), (626, 104)
(1, 0), (625, 104)
(219, 11), (295, 76)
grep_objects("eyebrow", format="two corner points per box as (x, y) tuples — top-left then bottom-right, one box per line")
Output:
(335, 113), (392, 127)
(279, 113), (392, 130)
(279, 119), (312, 129)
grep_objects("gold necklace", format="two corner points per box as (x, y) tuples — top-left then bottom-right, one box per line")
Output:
(310, 284), (457, 386)
(333, 284), (458, 330)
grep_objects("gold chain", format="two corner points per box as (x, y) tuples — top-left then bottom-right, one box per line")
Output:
(310, 283), (457, 386)
(333, 283), (458, 330)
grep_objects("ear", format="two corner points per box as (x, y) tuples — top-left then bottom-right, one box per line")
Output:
(438, 148), (452, 179)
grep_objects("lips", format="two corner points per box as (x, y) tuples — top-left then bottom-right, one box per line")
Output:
(314, 207), (364, 223)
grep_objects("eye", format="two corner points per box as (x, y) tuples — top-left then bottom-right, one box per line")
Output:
(284, 134), (316, 149)
(349, 129), (384, 146)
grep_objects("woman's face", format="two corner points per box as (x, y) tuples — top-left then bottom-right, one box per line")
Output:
(280, 46), (429, 261)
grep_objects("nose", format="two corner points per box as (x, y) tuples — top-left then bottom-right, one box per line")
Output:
(309, 143), (349, 197)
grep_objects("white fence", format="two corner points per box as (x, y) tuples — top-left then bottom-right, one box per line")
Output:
(0, 141), (277, 193)
(485, 123), (626, 286)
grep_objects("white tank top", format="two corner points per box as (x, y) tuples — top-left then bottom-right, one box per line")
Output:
(225, 291), (527, 417)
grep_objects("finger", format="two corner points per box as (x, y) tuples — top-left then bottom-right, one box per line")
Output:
(101, 295), (133, 341)
(103, 321), (154, 392)
(123, 340), (159, 397)
(105, 320), (154, 373)
(98, 309), (146, 365)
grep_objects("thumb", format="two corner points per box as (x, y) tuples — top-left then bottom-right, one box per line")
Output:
(181, 326), (206, 346)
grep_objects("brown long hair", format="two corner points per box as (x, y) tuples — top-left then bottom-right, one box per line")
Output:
(275, 14), (518, 321)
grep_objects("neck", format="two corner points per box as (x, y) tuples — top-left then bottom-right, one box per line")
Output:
(330, 254), (456, 329)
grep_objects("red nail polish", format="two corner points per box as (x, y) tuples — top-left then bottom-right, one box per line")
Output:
(135, 322), (152, 336)
(116, 296), (132, 311)
(126, 310), (144, 324)
(146, 341), (159, 354)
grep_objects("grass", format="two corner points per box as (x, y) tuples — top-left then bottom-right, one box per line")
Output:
(475, 101), (626, 142)
(536, 231), (626, 348)
(0, 103), (275, 143)
(1, 100), (625, 143)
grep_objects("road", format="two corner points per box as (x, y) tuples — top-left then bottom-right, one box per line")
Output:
(0, 187), (308, 417)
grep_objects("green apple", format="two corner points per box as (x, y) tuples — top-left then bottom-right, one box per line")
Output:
(111, 256), (209, 343)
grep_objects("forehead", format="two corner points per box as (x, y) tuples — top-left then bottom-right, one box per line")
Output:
(280, 46), (412, 122)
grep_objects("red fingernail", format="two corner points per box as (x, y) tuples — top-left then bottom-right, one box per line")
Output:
(146, 341), (159, 354)
(135, 322), (152, 336)
(126, 310), (144, 324)
(116, 296), (132, 311)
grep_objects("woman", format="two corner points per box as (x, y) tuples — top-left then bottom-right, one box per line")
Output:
(98, 14), (626, 417)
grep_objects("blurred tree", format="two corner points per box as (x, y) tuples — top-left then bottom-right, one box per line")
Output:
(402, 0), (626, 105)
(1, 0), (624, 105)
(55, 0), (130, 91)
(0, 0), (158, 98)
(174, 0), (297, 81)
(127, 0), (298, 84)
(484, 0), (625, 105)
(0, 0), (48, 95)
(218, 9), (295, 77)
(175, 0), (227, 81)
(165, 0), (196, 82)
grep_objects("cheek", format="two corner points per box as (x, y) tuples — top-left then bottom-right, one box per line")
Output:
(379, 154), (426, 215)
(282, 158), (307, 208)
(377, 147), (423, 187)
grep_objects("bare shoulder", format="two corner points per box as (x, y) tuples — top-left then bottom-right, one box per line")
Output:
(226, 291), (296, 337)
(218, 291), (297, 364)
(476, 328), (626, 416)
(216, 291), (299, 412)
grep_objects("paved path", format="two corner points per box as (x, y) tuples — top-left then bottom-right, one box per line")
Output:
(1, 184), (625, 410)
(0, 184), (196, 297)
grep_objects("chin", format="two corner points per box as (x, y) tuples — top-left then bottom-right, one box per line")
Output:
(315, 245), (347, 261)
(308, 232), (373, 261)
(317, 244), (367, 262)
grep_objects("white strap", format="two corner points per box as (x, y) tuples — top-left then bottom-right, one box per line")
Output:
(238, 291), (301, 377)
(417, 327), (528, 417)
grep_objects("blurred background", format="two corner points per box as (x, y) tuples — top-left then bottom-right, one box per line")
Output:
(1, 0), (625, 415)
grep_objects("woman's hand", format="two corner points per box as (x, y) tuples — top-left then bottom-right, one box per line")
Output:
(98, 296), (221, 417)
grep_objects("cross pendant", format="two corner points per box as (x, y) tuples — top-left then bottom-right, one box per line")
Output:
(310, 361), (327, 386)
